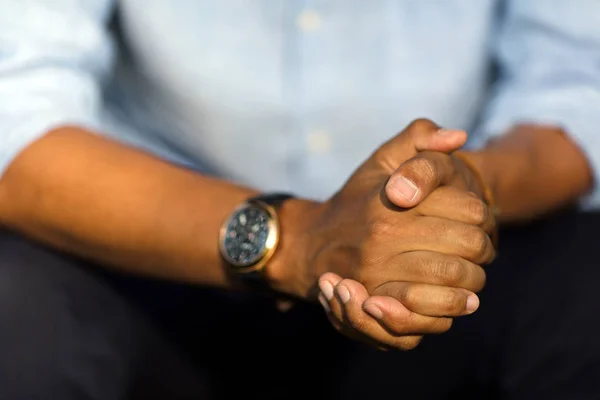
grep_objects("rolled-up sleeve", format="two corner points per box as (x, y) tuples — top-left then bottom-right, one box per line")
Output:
(472, 0), (600, 206)
(0, 0), (115, 175)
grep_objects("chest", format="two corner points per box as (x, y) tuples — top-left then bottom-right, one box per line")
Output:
(117, 0), (498, 121)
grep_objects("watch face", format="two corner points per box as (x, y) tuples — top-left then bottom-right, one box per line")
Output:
(221, 204), (274, 267)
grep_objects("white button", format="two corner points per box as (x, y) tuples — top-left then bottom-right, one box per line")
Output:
(306, 130), (332, 153)
(296, 10), (322, 32)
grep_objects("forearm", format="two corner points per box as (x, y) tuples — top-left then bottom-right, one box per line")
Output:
(0, 126), (309, 288)
(463, 124), (594, 223)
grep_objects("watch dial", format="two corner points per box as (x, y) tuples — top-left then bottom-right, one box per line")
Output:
(223, 205), (271, 267)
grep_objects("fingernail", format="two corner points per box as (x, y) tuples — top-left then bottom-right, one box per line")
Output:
(336, 285), (351, 303)
(388, 176), (419, 202)
(319, 280), (334, 300)
(466, 294), (480, 313)
(363, 303), (384, 319)
(318, 293), (330, 312)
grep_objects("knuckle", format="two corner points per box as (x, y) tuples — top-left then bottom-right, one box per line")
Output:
(467, 198), (488, 225)
(434, 317), (454, 333)
(408, 118), (435, 132)
(344, 308), (369, 332)
(365, 217), (408, 252)
(371, 149), (391, 170)
(409, 157), (437, 182)
(368, 218), (394, 240)
(384, 309), (411, 331)
(400, 284), (418, 305)
(462, 226), (489, 261)
(347, 316), (369, 333)
(396, 336), (423, 351)
(424, 255), (468, 287)
(440, 290), (465, 314)
(441, 258), (468, 286)
(474, 266), (487, 292)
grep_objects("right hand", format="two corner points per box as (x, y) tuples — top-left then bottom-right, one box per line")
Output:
(317, 186), (494, 350)
(269, 119), (496, 342)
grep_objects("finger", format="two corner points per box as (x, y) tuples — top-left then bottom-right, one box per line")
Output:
(385, 151), (456, 208)
(319, 292), (343, 331)
(336, 279), (427, 350)
(321, 306), (392, 352)
(415, 186), (497, 234)
(339, 279), (450, 347)
(370, 282), (479, 317)
(362, 294), (454, 336)
(326, 276), (352, 328)
(339, 279), (450, 332)
(320, 277), (393, 351)
(318, 275), (368, 343)
(387, 217), (496, 265)
(320, 293), (366, 341)
(318, 272), (345, 325)
(318, 272), (343, 301)
(361, 251), (486, 293)
(371, 119), (468, 173)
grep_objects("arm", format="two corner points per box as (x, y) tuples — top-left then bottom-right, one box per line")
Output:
(0, 0), (310, 289)
(367, 1), (600, 347)
(463, 0), (600, 223)
(0, 2), (493, 351)
(2, 119), (495, 356)
(464, 125), (592, 223)
(0, 126), (312, 288)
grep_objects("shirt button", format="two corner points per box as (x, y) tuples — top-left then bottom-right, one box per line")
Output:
(296, 10), (322, 32)
(306, 130), (332, 154)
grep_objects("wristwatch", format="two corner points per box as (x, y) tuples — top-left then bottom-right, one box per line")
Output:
(219, 193), (294, 293)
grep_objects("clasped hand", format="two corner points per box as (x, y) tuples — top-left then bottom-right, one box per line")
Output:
(310, 119), (496, 350)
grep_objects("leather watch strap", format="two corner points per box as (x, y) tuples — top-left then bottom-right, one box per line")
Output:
(233, 193), (294, 296)
(247, 193), (294, 209)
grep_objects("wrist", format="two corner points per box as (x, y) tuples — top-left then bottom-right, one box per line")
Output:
(265, 197), (324, 300)
(455, 150), (502, 247)
(454, 150), (499, 207)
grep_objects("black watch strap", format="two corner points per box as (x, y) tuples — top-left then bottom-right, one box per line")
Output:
(247, 193), (294, 208)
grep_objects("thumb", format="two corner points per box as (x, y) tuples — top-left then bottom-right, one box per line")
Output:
(372, 118), (467, 172)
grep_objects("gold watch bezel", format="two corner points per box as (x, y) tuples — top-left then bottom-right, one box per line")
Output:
(218, 200), (280, 273)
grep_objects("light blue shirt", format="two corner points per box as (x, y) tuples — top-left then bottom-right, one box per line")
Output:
(2, 1), (600, 203)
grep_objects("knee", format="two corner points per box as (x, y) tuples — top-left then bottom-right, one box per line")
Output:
(0, 256), (138, 399)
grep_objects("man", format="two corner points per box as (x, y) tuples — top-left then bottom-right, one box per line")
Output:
(0, 1), (599, 399)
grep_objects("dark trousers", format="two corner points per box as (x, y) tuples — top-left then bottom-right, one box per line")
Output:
(0, 211), (599, 399)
